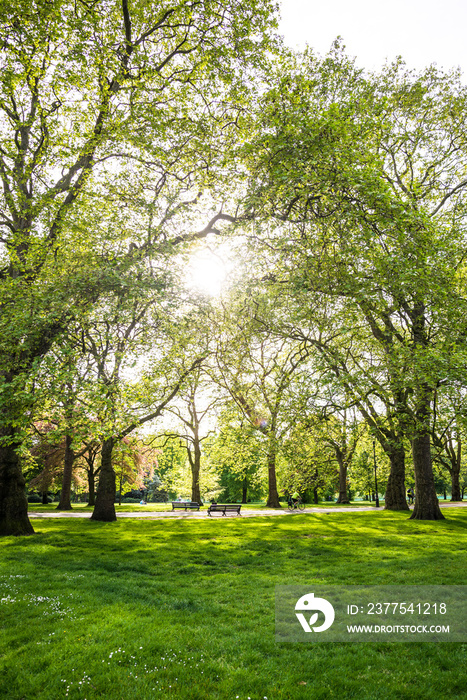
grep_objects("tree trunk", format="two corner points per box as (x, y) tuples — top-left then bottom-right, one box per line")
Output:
(313, 487), (319, 504)
(41, 490), (48, 505)
(0, 428), (35, 536)
(191, 440), (202, 504)
(384, 445), (410, 511)
(91, 438), (116, 522)
(57, 434), (74, 510)
(242, 478), (248, 504)
(83, 443), (100, 506)
(266, 438), (281, 507)
(336, 454), (350, 504)
(409, 306), (444, 520)
(87, 469), (96, 506)
(410, 430), (444, 520)
(450, 470), (461, 501)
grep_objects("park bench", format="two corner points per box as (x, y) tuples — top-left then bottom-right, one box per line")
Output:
(171, 501), (200, 511)
(207, 504), (242, 516)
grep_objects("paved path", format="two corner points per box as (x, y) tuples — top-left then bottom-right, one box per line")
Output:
(28, 502), (467, 520)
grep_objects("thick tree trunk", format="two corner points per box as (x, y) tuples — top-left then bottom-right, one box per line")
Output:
(410, 430), (444, 520)
(91, 438), (116, 522)
(57, 434), (74, 510)
(384, 445), (410, 511)
(41, 490), (48, 504)
(409, 307), (444, 520)
(313, 487), (319, 504)
(336, 455), (350, 504)
(0, 429), (35, 536)
(266, 439), (281, 508)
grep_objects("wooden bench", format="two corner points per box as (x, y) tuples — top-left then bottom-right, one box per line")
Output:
(171, 501), (200, 511)
(207, 504), (242, 516)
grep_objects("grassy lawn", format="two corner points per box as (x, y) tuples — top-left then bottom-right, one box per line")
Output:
(1, 510), (466, 700)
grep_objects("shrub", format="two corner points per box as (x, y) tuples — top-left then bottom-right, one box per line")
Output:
(122, 489), (143, 499)
(27, 494), (42, 503)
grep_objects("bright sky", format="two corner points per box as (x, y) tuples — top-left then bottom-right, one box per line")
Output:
(188, 1), (467, 297)
(185, 245), (234, 297)
(279, 0), (467, 73)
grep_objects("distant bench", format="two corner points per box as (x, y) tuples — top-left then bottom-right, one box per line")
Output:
(207, 504), (242, 517)
(171, 502), (200, 511)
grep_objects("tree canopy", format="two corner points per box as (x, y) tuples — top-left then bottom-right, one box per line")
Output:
(2, 12), (467, 535)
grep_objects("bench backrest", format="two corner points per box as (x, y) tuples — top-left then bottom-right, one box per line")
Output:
(209, 504), (241, 510)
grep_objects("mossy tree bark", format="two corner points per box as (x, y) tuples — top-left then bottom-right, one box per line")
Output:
(410, 392), (444, 521)
(0, 428), (34, 536)
(384, 444), (410, 511)
(91, 438), (117, 522)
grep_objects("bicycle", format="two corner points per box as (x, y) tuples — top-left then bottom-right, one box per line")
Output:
(287, 497), (305, 511)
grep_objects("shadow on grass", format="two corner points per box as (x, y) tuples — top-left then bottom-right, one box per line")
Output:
(1, 510), (466, 700)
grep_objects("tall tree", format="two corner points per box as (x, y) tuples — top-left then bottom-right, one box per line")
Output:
(242, 47), (467, 520)
(79, 440), (101, 507)
(0, 0), (278, 535)
(281, 421), (337, 504)
(206, 409), (265, 503)
(165, 365), (220, 504)
(431, 387), (467, 502)
(68, 283), (209, 520)
(213, 292), (312, 507)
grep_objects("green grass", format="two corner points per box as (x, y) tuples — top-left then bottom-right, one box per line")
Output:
(1, 510), (466, 700)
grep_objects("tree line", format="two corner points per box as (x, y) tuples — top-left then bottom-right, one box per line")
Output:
(1, 1), (467, 535)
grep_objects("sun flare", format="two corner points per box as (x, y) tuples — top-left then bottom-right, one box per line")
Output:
(185, 249), (231, 297)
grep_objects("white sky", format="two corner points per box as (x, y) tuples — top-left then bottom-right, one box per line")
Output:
(279, 0), (467, 73)
(187, 1), (467, 298)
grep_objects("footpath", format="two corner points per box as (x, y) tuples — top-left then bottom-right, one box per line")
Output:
(28, 502), (467, 520)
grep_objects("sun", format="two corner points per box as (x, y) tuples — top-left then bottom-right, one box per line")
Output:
(185, 248), (231, 297)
